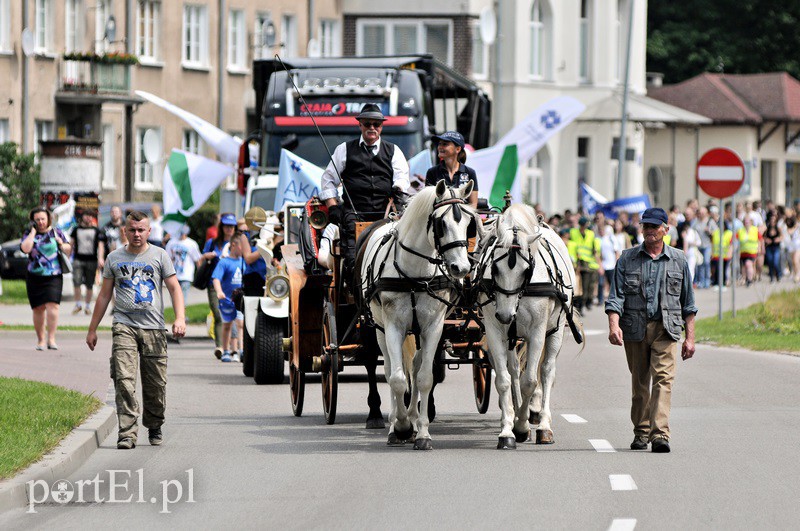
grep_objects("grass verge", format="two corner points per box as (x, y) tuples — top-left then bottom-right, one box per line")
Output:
(165, 303), (210, 324)
(0, 377), (101, 479)
(695, 288), (800, 353)
(0, 279), (29, 305)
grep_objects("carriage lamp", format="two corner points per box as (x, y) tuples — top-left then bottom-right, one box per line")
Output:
(266, 274), (290, 301)
(307, 197), (328, 230)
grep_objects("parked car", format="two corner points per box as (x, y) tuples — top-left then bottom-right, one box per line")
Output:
(0, 239), (27, 279)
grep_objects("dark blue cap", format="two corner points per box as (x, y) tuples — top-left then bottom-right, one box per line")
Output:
(432, 131), (465, 147)
(640, 207), (668, 226)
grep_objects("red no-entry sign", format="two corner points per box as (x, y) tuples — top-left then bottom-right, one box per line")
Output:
(696, 148), (745, 199)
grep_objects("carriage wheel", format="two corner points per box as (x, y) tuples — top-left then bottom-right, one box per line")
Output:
(320, 300), (339, 425)
(290, 362), (305, 417)
(472, 348), (492, 414)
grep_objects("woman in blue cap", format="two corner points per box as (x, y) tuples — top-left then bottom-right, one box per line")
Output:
(201, 212), (238, 359)
(425, 131), (479, 207)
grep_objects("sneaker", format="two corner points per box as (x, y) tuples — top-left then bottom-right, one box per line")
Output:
(214, 347), (223, 360)
(232, 352), (241, 363)
(72, 305), (83, 315)
(84, 306), (92, 315)
(148, 428), (163, 446)
(221, 352), (232, 362)
(651, 438), (671, 453)
(117, 438), (136, 450)
(630, 435), (648, 450)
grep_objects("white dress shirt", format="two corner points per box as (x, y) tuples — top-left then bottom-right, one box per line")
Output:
(319, 135), (410, 201)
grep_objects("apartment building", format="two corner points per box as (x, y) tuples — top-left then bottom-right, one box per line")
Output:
(0, 1), (342, 204)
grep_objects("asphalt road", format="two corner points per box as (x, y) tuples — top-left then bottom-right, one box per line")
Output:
(2, 284), (800, 529)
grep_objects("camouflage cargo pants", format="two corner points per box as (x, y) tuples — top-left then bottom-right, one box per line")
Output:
(110, 323), (168, 442)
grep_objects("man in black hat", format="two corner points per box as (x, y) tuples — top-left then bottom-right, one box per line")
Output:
(605, 207), (697, 454)
(320, 103), (410, 281)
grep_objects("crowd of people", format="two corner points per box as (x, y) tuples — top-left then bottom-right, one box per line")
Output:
(531, 197), (800, 313)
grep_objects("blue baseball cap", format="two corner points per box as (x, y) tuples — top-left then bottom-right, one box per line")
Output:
(432, 131), (465, 147)
(640, 207), (668, 226)
(220, 213), (238, 226)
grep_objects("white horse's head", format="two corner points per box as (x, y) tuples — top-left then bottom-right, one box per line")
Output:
(490, 208), (542, 325)
(427, 180), (477, 279)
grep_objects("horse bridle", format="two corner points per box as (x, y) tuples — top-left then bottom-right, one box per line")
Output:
(478, 227), (536, 299)
(428, 196), (477, 255)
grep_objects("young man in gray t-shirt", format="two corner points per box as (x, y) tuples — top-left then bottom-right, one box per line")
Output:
(87, 210), (186, 450)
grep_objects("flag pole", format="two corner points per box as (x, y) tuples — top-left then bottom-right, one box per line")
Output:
(614, 0), (636, 200)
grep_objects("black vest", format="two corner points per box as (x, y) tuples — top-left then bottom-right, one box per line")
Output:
(342, 139), (395, 217)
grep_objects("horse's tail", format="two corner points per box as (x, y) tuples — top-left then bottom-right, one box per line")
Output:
(571, 308), (586, 356)
(402, 334), (416, 376)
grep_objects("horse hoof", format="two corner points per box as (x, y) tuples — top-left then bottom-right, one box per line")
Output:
(529, 411), (541, 425)
(387, 432), (406, 446)
(394, 425), (414, 442)
(513, 429), (531, 443)
(413, 438), (433, 451)
(497, 436), (517, 450)
(536, 429), (554, 444)
(366, 417), (386, 430)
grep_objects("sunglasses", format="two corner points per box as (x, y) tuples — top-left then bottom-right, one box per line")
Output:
(360, 121), (383, 129)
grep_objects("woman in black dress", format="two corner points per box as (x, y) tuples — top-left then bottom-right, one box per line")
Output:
(20, 207), (71, 350)
(425, 131), (479, 208)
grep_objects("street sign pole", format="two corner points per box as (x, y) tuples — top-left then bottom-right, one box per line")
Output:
(731, 192), (737, 318)
(718, 217), (723, 321)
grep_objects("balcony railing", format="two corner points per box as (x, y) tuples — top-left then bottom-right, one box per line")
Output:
(60, 56), (134, 94)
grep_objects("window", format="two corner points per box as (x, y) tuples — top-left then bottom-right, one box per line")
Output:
(34, 120), (53, 156)
(253, 13), (274, 60)
(471, 21), (488, 79)
(579, 0), (591, 82)
(137, 1), (161, 62)
(577, 137), (590, 185)
(0, 119), (9, 143)
(135, 127), (160, 189)
(529, 0), (551, 79)
(0, 0), (11, 52)
(228, 9), (246, 69)
(182, 129), (204, 155)
(356, 20), (453, 64)
(65, 0), (83, 53)
(281, 14), (297, 57)
(95, 0), (111, 53)
(319, 19), (340, 57)
(182, 4), (208, 67)
(34, 0), (53, 53)
(102, 124), (116, 189)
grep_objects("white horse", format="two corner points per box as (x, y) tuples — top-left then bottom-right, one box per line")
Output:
(476, 203), (579, 449)
(358, 181), (477, 450)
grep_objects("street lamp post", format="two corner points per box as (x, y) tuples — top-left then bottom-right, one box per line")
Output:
(614, 0), (636, 200)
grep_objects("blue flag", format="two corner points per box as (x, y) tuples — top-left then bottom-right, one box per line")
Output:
(275, 149), (323, 211)
(580, 182), (651, 220)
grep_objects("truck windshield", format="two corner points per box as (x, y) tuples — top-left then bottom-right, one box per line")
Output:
(265, 132), (423, 169)
(250, 188), (277, 212)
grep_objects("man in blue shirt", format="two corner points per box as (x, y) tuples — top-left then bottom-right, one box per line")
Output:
(605, 207), (697, 454)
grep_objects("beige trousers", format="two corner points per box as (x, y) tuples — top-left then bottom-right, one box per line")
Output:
(623, 320), (677, 441)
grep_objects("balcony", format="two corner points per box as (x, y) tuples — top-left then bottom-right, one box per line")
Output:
(59, 52), (137, 94)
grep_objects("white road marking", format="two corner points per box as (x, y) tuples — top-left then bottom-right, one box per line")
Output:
(583, 329), (606, 336)
(589, 439), (616, 452)
(561, 414), (587, 423)
(609, 474), (637, 491)
(608, 518), (637, 531)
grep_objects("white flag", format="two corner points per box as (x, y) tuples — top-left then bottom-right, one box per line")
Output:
(135, 90), (241, 165)
(275, 149), (322, 211)
(162, 149), (234, 236)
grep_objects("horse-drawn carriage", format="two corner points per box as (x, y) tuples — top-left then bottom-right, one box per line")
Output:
(268, 181), (582, 450)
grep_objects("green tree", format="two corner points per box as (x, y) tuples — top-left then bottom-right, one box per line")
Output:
(0, 143), (40, 243)
(648, 1), (800, 83)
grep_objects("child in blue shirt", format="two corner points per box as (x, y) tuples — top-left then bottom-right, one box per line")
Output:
(211, 233), (245, 362)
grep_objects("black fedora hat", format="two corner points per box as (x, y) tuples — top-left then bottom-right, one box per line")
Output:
(355, 103), (387, 122)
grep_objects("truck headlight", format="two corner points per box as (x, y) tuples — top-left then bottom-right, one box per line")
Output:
(266, 274), (290, 301)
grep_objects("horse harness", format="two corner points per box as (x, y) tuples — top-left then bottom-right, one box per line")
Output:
(476, 227), (582, 348)
(362, 193), (475, 349)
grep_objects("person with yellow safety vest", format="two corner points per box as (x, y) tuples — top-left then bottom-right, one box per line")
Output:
(711, 221), (734, 287)
(560, 227), (582, 299)
(570, 217), (603, 312)
(737, 215), (760, 286)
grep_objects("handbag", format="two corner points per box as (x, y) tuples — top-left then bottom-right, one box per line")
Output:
(52, 230), (73, 274)
(193, 256), (218, 290)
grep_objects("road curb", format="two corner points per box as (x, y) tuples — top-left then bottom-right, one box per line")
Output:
(0, 404), (116, 513)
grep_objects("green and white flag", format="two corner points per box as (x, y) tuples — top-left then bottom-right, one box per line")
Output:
(470, 96), (586, 208)
(162, 149), (233, 237)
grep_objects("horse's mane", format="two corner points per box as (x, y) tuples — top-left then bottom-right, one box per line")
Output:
(496, 203), (541, 246)
(396, 186), (437, 239)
